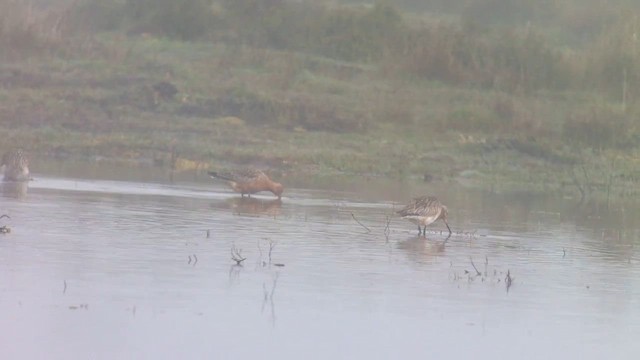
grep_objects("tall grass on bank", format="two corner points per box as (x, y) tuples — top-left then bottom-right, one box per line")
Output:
(3, 0), (640, 192)
(0, 0), (66, 60)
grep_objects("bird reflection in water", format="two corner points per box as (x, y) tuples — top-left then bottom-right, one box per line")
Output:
(397, 235), (447, 263)
(1, 181), (28, 198)
(227, 197), (282, 217)
(1, 149), (32, 198)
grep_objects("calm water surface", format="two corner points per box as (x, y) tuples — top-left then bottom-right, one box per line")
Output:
(1, 167), (639, 359)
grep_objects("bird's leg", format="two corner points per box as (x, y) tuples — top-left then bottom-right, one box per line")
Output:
(443, 220), (452, 237)
(417, 226), (422, 236)
(422, 226), (427, 237)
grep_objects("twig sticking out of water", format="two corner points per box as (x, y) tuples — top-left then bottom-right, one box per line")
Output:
(505, 270), (513, 292)
(206, 229), (210, 238)
(257, 239), (280, 267)
(484, 256), (489, 276)
(257, 240), (264, 266)
(384, 216), (391, 242)
(562, 248), (566, 258)
(231, 246), (246, 265)
(351, 212), (371, 233)
(268, 240), (277, 264)
(63, 280), (67, 294)
(469, 257), (481, 276)
(0, 214), (9, 220)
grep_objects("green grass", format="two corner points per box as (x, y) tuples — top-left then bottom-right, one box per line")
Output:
(1, 33), (640, 199)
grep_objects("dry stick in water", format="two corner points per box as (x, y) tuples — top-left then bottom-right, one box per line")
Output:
(231, 246), (246, 265)
(351, 212), (371, 233)
(384, 215), (391, 242)
(469, 257), (482, 276)
(268, 240), (276, 264)
(505, 270), (513, 292)
(484, 256), (489, 276)
(257, 240), (264, 266)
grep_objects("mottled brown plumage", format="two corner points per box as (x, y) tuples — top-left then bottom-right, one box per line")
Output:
(1, 149), (30, 181)
(397, 195), (451, 237)
(208, 168), (283, 199)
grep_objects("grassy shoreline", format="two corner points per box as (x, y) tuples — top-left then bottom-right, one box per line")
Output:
(1, 35), (639, 199)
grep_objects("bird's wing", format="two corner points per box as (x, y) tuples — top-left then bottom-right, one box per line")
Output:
(397, 196), (443, 217)
(209, 168), (263, 183)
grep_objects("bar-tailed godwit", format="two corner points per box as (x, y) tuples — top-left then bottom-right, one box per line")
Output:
(397, 195), (452, 237)
(1, 149), (30, 181)
(208, 168), (284, 199)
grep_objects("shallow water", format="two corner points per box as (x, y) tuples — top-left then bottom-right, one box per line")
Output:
(1, 168), (639, 359)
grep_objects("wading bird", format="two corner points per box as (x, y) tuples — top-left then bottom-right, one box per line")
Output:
(208, 168), (284, 199)
(397, 195), (452, 238)
(1, 149), (30, 181)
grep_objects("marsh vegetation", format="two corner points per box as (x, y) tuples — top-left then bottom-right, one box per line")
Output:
(2, 0), (640, 196)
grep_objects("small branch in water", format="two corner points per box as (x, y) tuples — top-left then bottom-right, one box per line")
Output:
(268, 240), (277, 264)
(505, 270), (513, 292)
(206, 229), (210, 238)
(231, 245), (246, 265)
(0, 214), (10, 220)
(469, 257), (481, 276)
(484, 256), (489, 276)
(257, 240), (264, 266)
(351, 212), (371, 233)
(384, 215), (391, 242)
(63, 280), (67, 294)
(193, 254), (198, 266)
(562, 248), (566, 258)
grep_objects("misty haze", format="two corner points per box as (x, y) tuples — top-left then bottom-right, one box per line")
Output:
(1, 1), (639, 359)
